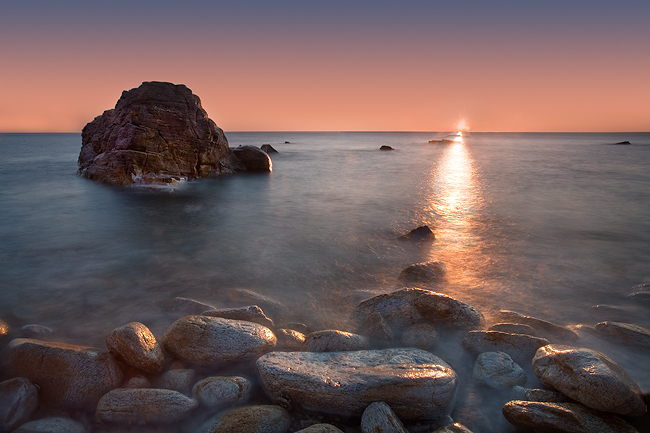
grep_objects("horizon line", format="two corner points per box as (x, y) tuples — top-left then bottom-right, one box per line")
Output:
(1, 130), (649, 134)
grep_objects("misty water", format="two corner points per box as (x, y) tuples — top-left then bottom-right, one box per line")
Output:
(1, 132), (649, 431)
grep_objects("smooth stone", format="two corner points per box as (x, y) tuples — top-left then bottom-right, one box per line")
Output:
(18, 324), (54, 339)
(401, 323), (439, 350)
(358, 312), (394, 347)
(397, 226), (434, 242)
(398, 261), (446, 283)
(256, 348), (457, 419)
(162, 316), (276, 366)
(502, 400), (639, 433)
(106, 322), (165, 374)
(494, 310), (579, 342)
(166, 297), (217, 315)
(12, 417), (86, 433)
(360, 401), (408, 433)
(160, 368), (196, 395)
(261, 144), (278, 154)
(0, 319), (8, 338)
(125, 374), (151, 389)
(294, 424), (344, 433)
(228, 289), (285, 320)
(462, 331), (550, 364)
(594, 321), (650, 348)
(512, 386), (570, 403)
(353, 288), (484, 331)
(433, 423), (474, 433)
(3, 338), (122, 410)
(487, 323), (535, 336)
(0, 377), (39, 432)
(202, 305), (274, 328)
(232, 146), (272, 172)
(96, 388), (198, 424)
(275, 329), (306, 351)
(473, 351), (527, 389)
(194, 405), (290, 433)
(532, 344), (646, 416)
(192, 376), (252, 408)
(303, 330), (368, 352)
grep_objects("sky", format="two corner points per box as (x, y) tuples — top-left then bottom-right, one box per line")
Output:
(1, 0), (649, 133)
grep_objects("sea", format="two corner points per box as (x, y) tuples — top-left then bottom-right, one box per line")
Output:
(1, 131), (649, 431)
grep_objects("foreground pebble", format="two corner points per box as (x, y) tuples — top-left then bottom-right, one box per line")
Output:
(12, 417), (86, 433)
(360, 401), (408, 433)
(0, 377), (39, 432)
(194, 405), (290, 433)
(303, 330), (368, 352)
(532, 344), (646, 416)
(95, 388), (198, 424)
(106, 322), (165, 374)
(257, 348), (457, 419)
(462, 331), (549, 363)
(192, 376), (251, 408)
(473, 351), (526, 389)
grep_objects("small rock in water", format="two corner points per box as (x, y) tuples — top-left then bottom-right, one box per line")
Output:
(285, 141), (290, 144)
(159, 368), (196, 395)
(233, 145), (273, 172)
(192, 376), (252, 408)
(397, 226), (435, 242)
(494, 310), (578, 342)
(473, 352), (527, 389)
(613, 140), (631, 145)
(96, 388), (198, 424)
(261, 144), (279, 154)
(12, 417), (86, 433)
(433, 423), (475, 433)
(401, 323), (439, 350)
(360, 401), (409, 433)
(166, 297), (217, 315)
(462, 331), (550, 364)
(18, 324), (54, 339)
(532, 344), (646, 416)
(0, 377), (39, 432)
(106, 321), (165, 374)
(594, 321), (650, 348)
(398, 260), (446, 283)
(194, 405), (291, 433)
(275, 328), (306, 351)
(294, 424), (344, 433)
(303, 330), (368, 352)
(379, 145), (394, 151)
(202, 305), (274, 328)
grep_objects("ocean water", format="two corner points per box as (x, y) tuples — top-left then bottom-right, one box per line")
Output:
(1, 131), (649, 431)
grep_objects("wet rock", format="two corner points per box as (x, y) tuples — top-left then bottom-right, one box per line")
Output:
(397, 226), (434, 242)
(295, 424), (344, 433)
(228, 289), (285, 320)
(162, 316), (276, 366)
(0, 377), (39, 432)
(261, 144), (278, 154)
(487, 323), (535, 336)
(106, 322), (165, 374)
(353, 288), (483, 331)
(380, 145), (394, 151)
(494, 310), (579, 342)
(360, 401), (408, 433)
(279, 322), (309, 334)
(160, 368), (196, 395)
(3, 338), (122, 410)
(232, 146), (272, 172)
(401, 323), (439, 350)
(462, 331), (550, 364)
(473, 351), (527, 389)
(358, 312), (394, 347)
(275, 329), (306, 351)
(0, 319), (9, 338)
(257, 348), (457, 419)
(78, 81), (236, 186)
(202, 305), (274, 328)
(12, 417), (86, 433)
(96, 388), (198, 424)
(194, 405), (290, 433)
(18, 324), (54, 339)
(192, 376), (251, 408)
(303, 330), (368, 352)
(594, 321), (650, 348)
(398, 261), (446, 283)
(433, 423), (474, 433)
(125, 374), (151, 389)
(532, 344), (646, 416)
(166, 297), (216, 315)
(512, 386), (570, 403)
(502, 400), (639, 433)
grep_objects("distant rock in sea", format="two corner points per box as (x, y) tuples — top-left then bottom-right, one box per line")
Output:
(379, 145), (394, 151)
(260, 144), (279, 154)
(610, 141), (631, 145)
(78, 81), (239, 186)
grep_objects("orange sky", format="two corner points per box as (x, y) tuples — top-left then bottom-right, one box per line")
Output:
(1, 1), (649, 132)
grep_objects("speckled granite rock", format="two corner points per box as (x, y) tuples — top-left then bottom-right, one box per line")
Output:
(96, 388), (198, 424)
(360, 401), (408, 433)
(106, 322), (164, 374)
(192, 376), (251, 408)
(462, 331), (550, 364)
(303, 330), (368, 352)
(12, 417), (86, 433)
(194, 405), (290, 433)
(0, 377), (39, 432)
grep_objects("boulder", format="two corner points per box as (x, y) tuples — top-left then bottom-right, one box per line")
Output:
(594, 321), (650, 348)
(493, 310), (578, 342)
(487, 323), (535, 336)
(433, 423), (474, 433)
(96, 388), (198, 424)
(256, 348), (457, 419)
(3, 338), (122, 411)
(18, 325), (54, 339)
(502, 400), (639, 433)
(295, 424), (344, 433)
(12, 417), (86, 433)
(398, 261), (446, 283)
(400, 323), (439, 350)
(275, 329), (306, 351)
(232, 146), (272, 172)
(194, 405), (290, 433)
(360, 401), (408, 433)
(532, 344), (646, 416)
(166, 297), (217, 316)
(303, 330), (368, 352)
(472, 352), (527, 389)
(105, 322), (165, 374)
(261, 144), (278, 154)
(192, 376), (252, 408)
(159, 368), (196, 395)
(462, 331), (550, 364)
(78, 81), (236, 186)
(379, 145), (394, 151)
(397, 226), (435, 242)
(202, 305), (274, 328)
(162, 316), (276, 366)
(0, 377), (39, 432)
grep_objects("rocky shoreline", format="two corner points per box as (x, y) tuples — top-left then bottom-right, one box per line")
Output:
(1, 278), (649, 432)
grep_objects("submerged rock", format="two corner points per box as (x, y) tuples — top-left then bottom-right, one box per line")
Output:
(166, 297), (217, 315)
(78, 81), (236, 186)
(106, 321), (165, 374)
(462, 331), (549, 364)
(473, 352), (527, 389)
(493, 310), (578, 342)
(512, 386), (570, 403)
(358, 311), (394, 347)
(398, 261), (446, 283)
(256, 348), (457, 420)
(400, 323), (439, 350)
(360, 401), (408, 433)
(228, 289), (285, 320)
(192, 376), (251, 408)
(594, 321), (650, 348)
(261, 144), (278, 154)
(275, 328), (306, 351)
(532, 344), (646, 416)
(18, 324), (54, 339)
(12, 417), (86, 433)
(202, 305), (274, 328)
(397, 226), (435, 242)
(0, 377), (39, 432)
(232, 146), (272, 172)
(487, 323), (535, 336)
(303, 330), (368, 352)
(195, 405), (291, 433)
(96, 388), (198, 424)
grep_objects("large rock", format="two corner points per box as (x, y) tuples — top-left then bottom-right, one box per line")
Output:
(594, 321), (650, 348)
(96, 388), (198, 424)
(78, 81), (236, 186)
(502, 400), (639, 433)
(12, 417), (86, 433)
(256, 348), (457, 420)
(105, 322), (165, 374)
(532, 344), (646, 416)
(353, 288), (483, 331)
(194, 405), (290, 433)
(303, 330), (368, 352)
(162, 316), (276, 366)
(0, 377), (39, 432)
(493, 310), (578, 342)
(462, 331), (550, 364)
(360, 401), (408, 433)
(232, 146), (272, 172)
(3, 338), (122, 411)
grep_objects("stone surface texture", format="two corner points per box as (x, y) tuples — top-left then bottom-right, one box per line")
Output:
(303, 330), (368, 352)
(256, 348), (457, 419)
(106, 321), (164, 374)
(95, 388), (198, 424)
(202, 305), (274, 328)
(194, 405), (290, 433)
(494, 310), (578, 342)
(594, 321), (650, 348)
(398, 261), (447, 283)
(162, 315), (276, 366)
(462, 331), (550, 364)
(0, 377), (39, 433)
(532, 344), (646, 416)
(192, 376), (252, 408)
(360, 401), (409, 433)
(159, 368), (196, 395)
(3, 338), (122, 410)
(232, 146), (272, 172)
(79, 81), (236, 186)
(473, 351), (527, 389)
(12, 417), (86, 433)
(400, 323), (439, 350)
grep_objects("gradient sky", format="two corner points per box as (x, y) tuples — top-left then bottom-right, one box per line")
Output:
(1, 0), (649, 132)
